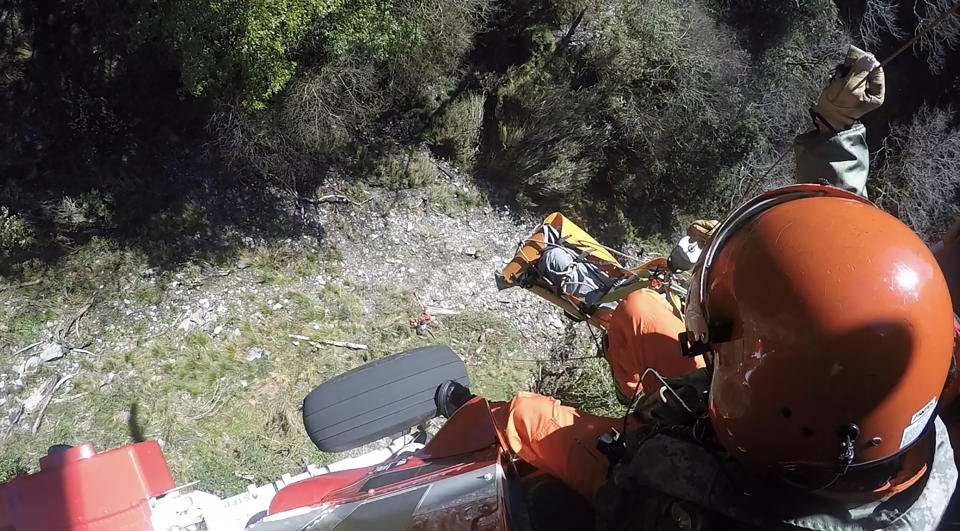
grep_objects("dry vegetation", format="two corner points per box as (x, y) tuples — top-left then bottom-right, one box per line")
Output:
(0, 179), (556, 493)
(1, 0), (959, 499)
(872, 104), (960, 242)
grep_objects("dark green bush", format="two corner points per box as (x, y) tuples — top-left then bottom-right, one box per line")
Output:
(871, 105), (960, 242)
(371, 148), (436, 190)
(0, 206), (35, 253)
(426, 92), (486, 169)
(477, 0), (767, 238)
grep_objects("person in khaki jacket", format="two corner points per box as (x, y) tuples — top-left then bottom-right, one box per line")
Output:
(794, 45), (885, 197)
(433, 46), (959, 530)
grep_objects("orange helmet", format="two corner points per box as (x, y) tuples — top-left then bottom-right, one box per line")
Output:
(684, 185), (954, 492)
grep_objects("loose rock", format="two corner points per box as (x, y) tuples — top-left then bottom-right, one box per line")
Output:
(244, 347), (267, 362)
(39, 343), (66, 362)
(20, 356), (41, 376)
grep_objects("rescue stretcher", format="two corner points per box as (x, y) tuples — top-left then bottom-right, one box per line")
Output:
(496, 212), (687, 329)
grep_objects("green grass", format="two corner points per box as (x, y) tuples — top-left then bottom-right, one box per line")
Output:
(371, 148), (436, 191)
(430, 311), (530, 401)
(425, 183), (486, 215)
(426, 92), (484, 170)
(530, 329), (622, 418)
(1, 237), (149, 346)
(0, 235), (537, 495)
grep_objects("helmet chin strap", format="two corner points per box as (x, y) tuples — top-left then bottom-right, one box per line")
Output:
(837, 424), (860, 475)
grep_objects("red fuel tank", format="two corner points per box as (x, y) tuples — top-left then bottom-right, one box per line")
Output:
(0, 442), (174, 530)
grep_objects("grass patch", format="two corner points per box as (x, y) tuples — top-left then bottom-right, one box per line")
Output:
(0, 206), (35, 255)
(533, 357), (621, 418)
(428, 310), (529, 402)
(54, 190), (115, 231)
(0, 451), (27, 483)
(371, 148), (436, 190)
(1, 232), (538, 496)
(425, 183), (486, 215)
(426, 92), (484, 170)
(244, 242), (321, 285)
(0, 237), (150, 345)
(531, 329), (621, 417)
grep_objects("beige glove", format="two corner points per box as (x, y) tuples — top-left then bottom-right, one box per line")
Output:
(813, 45), (885, 132)
(686, 219), (719, 246)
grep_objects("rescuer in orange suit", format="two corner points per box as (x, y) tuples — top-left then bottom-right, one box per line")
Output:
(481, 203), (960, 510)
(488, 288), (702, 500)
(432, 46), (960, 529)
(433, 186), (959, 530)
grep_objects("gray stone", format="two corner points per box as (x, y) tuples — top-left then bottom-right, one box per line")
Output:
(39, 343), (66, 362)
(244, 347), (266, 362)
(22, 356), (41, 375)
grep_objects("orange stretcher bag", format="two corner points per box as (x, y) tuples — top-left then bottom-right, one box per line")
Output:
(496, 212), (681, 329)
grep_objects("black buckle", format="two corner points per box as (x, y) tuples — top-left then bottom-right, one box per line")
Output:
(678, 331), (712, 358)
(597, 428), (625, 476)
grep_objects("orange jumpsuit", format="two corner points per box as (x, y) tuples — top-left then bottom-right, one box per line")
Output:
(490, 287), (956, 503)
(490, 289), (704, 500)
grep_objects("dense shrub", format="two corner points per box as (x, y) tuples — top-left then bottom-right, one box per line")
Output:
(164, 0), (335, 110)
(207, 0), (491, 186)
(871, 104), (960, 242)
(3, 0), (958, 249)
(479, 0), (767, 237)
(55, 191), (115, 230)
(161, 0), (490, 111)
(426, 92), (486, 169)
(0, 207), (34, 254)
(282, 61), (384, 157)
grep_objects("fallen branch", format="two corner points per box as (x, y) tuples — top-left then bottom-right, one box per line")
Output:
(436, 164), (459, 181)
(170, 310), (188, 329)
(412, 292), (426, 311)
(12, 341), (42, 357)
(314, 338), (368, 350)
(299, 193), (371, 207)
(202, 267), (232, 279)
(63, 302), (93, 339)
(315, 194), (353, 204)
(53, 391), (89, 403)
(289, 334), (367, 350)
(0, 279), (42, 292)
(424, 306), (460, 316)
(32, 374), (75, 435)
(1, 405), (24, 444)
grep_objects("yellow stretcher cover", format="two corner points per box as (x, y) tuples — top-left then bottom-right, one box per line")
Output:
(500, 213), (669, 329)
(502, 212), (620, 284)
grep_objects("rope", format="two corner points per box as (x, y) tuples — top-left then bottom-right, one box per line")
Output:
(505, 353), (602, 363)
(736, 143), (794, 206)
(876, 0), (960, 69)
(566, 237), (646, 265)
(733, 0), (960, 205)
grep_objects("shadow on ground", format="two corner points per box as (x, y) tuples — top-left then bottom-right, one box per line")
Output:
(0, 127), (326, 278)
